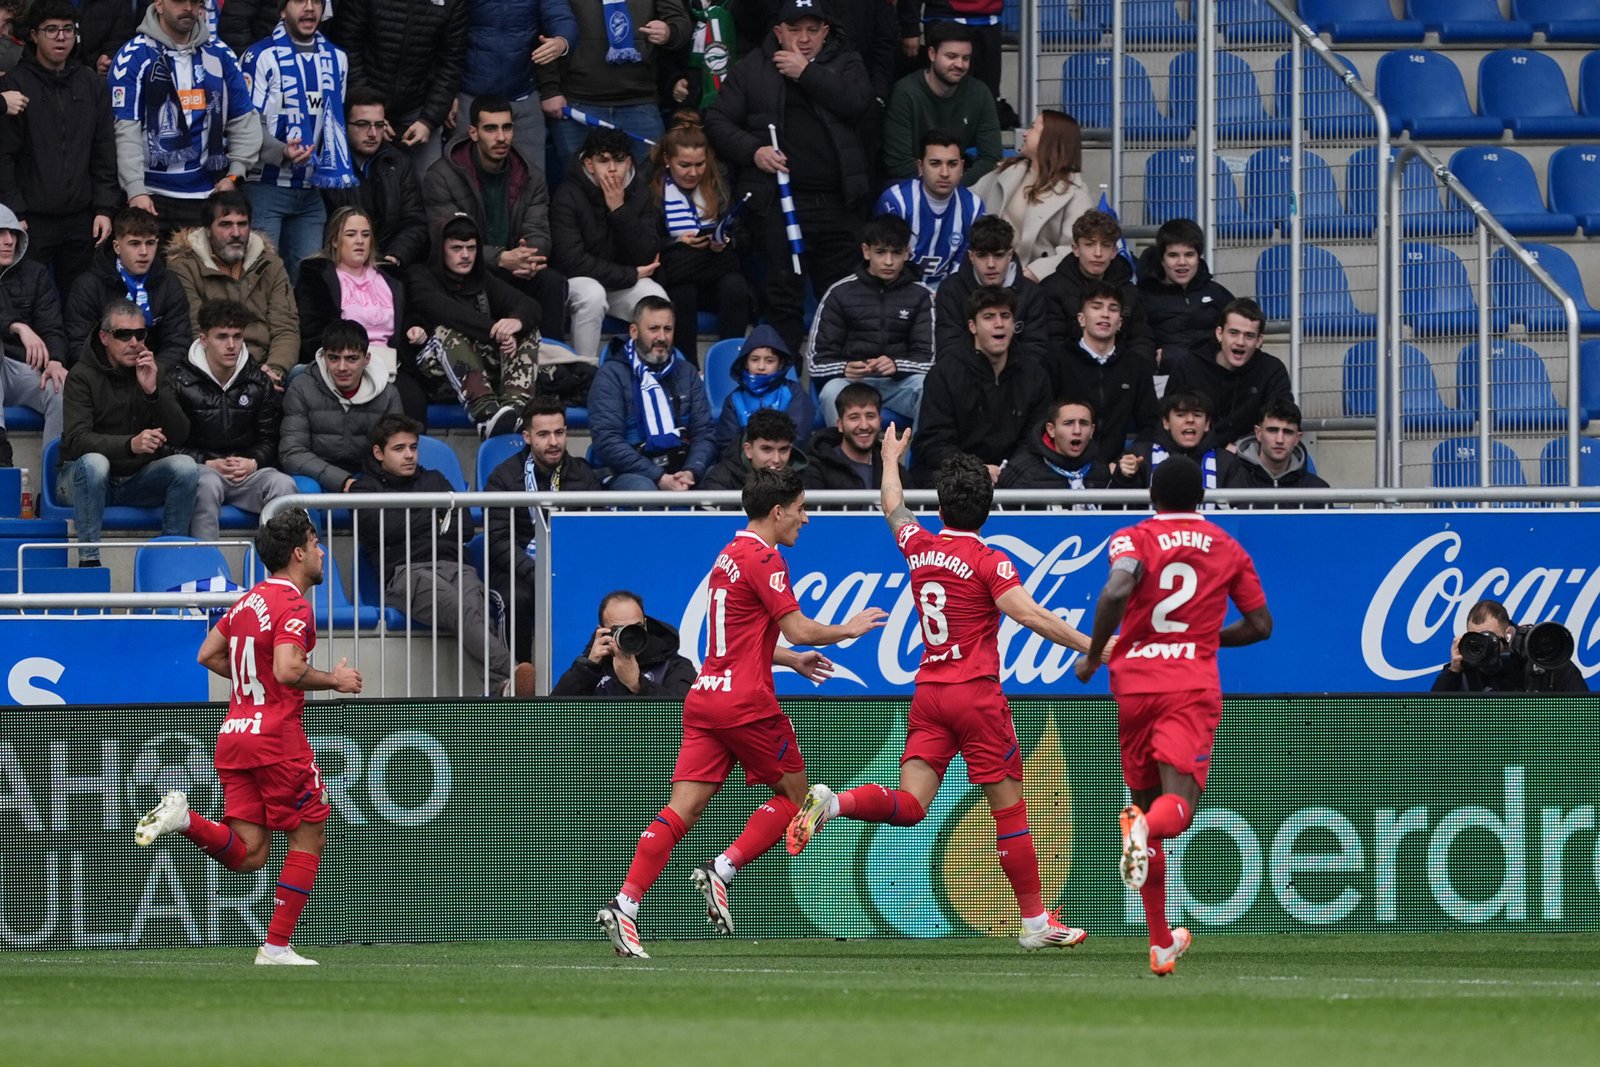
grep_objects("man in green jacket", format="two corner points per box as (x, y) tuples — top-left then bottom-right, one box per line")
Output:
(880, 22), (1002, 186)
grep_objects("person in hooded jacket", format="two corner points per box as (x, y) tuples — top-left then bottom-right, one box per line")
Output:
(1222, 397), (1329, 501)
(1052, 280), (1160, 471)
(0, 202), (66, 461)
(65, 207), (193, 369)
(1162, 298), (1293, 448)
(999, 396), (1111, 498)
(701, 407), (808, 490)
(712, 323), (812, 455)
(278, 318), (401, 491)
(935, 215), (1048, 366)
(552, 589), (697, 698)
(1134, 218), (1234, 368)
(1109, 390), (1240, 494)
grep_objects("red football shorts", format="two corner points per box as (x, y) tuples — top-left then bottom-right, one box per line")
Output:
(673, 714), (805, 787)
(219, 756), (331, 831)
(1116, 688), (1224, 790)
(902, 677), (1023, 784)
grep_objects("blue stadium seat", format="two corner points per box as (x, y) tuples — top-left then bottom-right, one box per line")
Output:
(1242, 147), (1366, 239)
(133, 536), (233, 601)
(1170, 51), (1289, 142)
(1489, 244), (1600, 333)
(565, 406), (589, 430)
(1407, 0), (1533, 42)
(1377, 50), (1505, 140)
(1548, 145), (1600, 236)
(1347, 146), (1474, 238)
(1431, 437), (1528, 489)
(1275, 52), (1378, 141)
(1455, 340), (1573, 432)
(1077, 0), (1195, 45)
(39, 437), (168, 529)
(1256, 245), (1378, 336)
(1039, 0), (1105, 45)
(1538, 436), (1600, 486)
(1220, 0), (1292, 43)
(1514, 0), (1600, 43)
(426, 404), (474, 430)
(418, 434), (468, 491)
(703, 336), (745, 414)
(1300, 0), (1424, 42)
(1142, 148), (1198, 227)
(8, 564), (112, 614)
(1341, 341), (1476, 433)
(475, 434), (524, 491)
(1060, 53), (1190, 142)
(2, 406), (42, 432)
(1477, 51), (1600, 140)
(1580, 339), (1600, 422)
(1399, 243), (1479, 337)
(1579, 52), (1600, 119)
(1213, 156), (1270, 241)
(1448, 147), (1578, 237)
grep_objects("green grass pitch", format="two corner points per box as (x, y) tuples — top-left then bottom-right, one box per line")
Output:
(4, 934), (1597, 1066)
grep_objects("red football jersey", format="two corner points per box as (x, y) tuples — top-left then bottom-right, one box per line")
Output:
(684, 530), (801, 729)
(896, 523), (1022, 684)
(1106, 513), (1266, 696)
(212, 577), (317, 769)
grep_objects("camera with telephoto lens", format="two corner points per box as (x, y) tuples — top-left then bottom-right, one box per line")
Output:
(610, 622), (649, 657)
(1457, 629), (1505, 671)
(1510, 621), (1576, 673)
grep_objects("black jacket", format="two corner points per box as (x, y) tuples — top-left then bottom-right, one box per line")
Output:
(65, 243), (192, 368)
(1053, 340), (1160, 468)
(550, 167), (661, 293)
(803, 427), (903, 491)
(351, 458), (474, 579)
(551, 615), (698, 698)
(77, 0), (140, 70)
(168, 345), (283, 467)
(1163, 342), (1294, 448)
(407, 233), (541, 344)
(1431, 659), (1588, 693)
(999, 430), (1113, 492)
(1134, 246), (1235, 362)
(0, 54), (120, 221)
(1038, 252), (1157, 371)
(422, 138), (554, 269)
(329, 0), (469, 130)
(1223, 436), (1329, 494)
(482, 444), (603, 586)
(731, 0), (896, 99)
(1110, 428), (1240, 490)
(0, 256), (66, 367)
(294, 258), (416, 368)
(935, 256), (1049, 365)
(805, 264), (936, 385)
(702, 449), (809, 491)
(61, 331), (190, 475)
(915, 346), (1052, 476)
(323, 145), (430, 267)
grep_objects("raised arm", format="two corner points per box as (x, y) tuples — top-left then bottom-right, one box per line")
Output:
(995, 586), (1090, 654)
(880, 424), (915, 535)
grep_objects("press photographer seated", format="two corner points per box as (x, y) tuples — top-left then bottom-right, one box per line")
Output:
(1432, 599), (1588, 693)
(551, 590), (697, 698)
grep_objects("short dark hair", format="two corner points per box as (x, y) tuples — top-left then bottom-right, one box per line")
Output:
(369, 413), (424, 449)
(1467, 599), (1512, 628)
(1071, 209), (1121, 244)
(522, 394), (568, 423)
(967, 215), (1015, 256)
(196, 299), (251, 333)
(597, 590), (644, 625)
(966, 284), (1017, 322)
(936, 453), (993, 531)
(344, 85), (387, 116)
(321, 319), (370, 355)
(1078, 280), (1124, 311)
(441, 213), (480, 246)
(861, 213), (912, 250)
(580, 127), (633, 161)
(1219, 297), (1267, 332)
(99, 298), (143, 331)
(1151, 455), (1205, 512)
(744, 409), (796, 445)
(27, 0), (77, 33)
(258, 509), (316, 573)
(1155, 218), (1205, 256)
(112, 206), (159, 241)
(1049, 396), (1097, 424)
(1161, 390), (1212, 420)
(919, 129), (963, 157)
(835, 382), (882, 415)
(742, 466), (804, 520)
(924, 20), (974, 50)
(470, 94), (515, 127)
(1259, 396), (1303, 429)
(631, 293), (675, 327)
(203, 188), (253, 226)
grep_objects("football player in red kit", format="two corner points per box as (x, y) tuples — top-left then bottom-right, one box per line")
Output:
(1075, 456), (1272, 975)
(596, 467), (888, 959)
(786, 427), (1098, 950)
(134, 509), (362, 965)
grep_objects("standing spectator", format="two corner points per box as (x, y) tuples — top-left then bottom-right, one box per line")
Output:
(58, 298), (199, 564)
(109, 0), (262, 239)
(712, 323), (812, 455)
(1038, 208), (1156, 374)
(170, 298), (297, 539)
(321, 88), (430, 268)
(1054, 282), (1159, 470)
(1110, 390), (1240, 492)
(972, 110), (1090, 281)
(935, 215), (1047, 364)
(804, 381), (905, 491)
(880, 22), (1000, 186)
(1223, 397), (1329, 495)
(1135, 218), (1235, 368)
(78, 0), (141, 77)
(706, 0), (876, 354)
(239, 0), (358, 287)
(914, 284), (1050, 484)
(551, 589), (697, 698)
(0, 0), (119, 283)
(873, 130), (983, 290)
(587, 294), (716, 492)
(702, 407), (807, 489)
(165, 188), (300, 385)
(806, 213), (933, 426)
(0, 204), (66, 460)
(458, 0), (578, 170)
(326, 0), (468, 171)
(277, 319), (401, 492)
(998, 397), (1112, 496)
(551, 127), (669, 362)
(537, 0), (691, 170)
(65, 207), (192, 368)
(1163, 298), (1293, 448)
(901, 0), (1004, 100)
(138, 0), (278, 55)
(0, 0), (22, 73)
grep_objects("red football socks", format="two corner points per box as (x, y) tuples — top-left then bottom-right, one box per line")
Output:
(1145, 794), (1193, 840)
(836, 783), (927, 826)
(724, 795), (799, 869)
(181, 813), (250, 871)
(992, 800), (1044, 917)
(620, 807), (687, 901)
(265, 850), (320, 948)
(1140, 842), (1172, 949)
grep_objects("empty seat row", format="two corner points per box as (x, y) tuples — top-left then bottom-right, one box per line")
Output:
(1378, 49), (1600, 140)
(1342, 338), (1587, 433)
(1432, 436), (1600, 489)
(1303, 0), (1600, 45)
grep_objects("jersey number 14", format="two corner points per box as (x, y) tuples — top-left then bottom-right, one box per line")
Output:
(230, 635), (268, 705)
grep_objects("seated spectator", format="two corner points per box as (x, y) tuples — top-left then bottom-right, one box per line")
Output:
(66, 208), (192, 368)
(295, 206), (429, 421)
(550, 589), (696, 698)
(166, 188), (300, 388)
(971, 110), (1090, 281)
(1162, 298), (1292, 448)
(552, 127), (669, 362)
(914, 285), (1050, 484)
(587, 294), (715, 492)
(1223, 397), (1329, 496)
(1135, 218), (1234, 368)
(874, 130), (984, 291)
(278, 319), (402, 492)
(881, 22), (1001, 186)
(935, 215), (1047, 365)
(352, 413), (534, 697)
(703, 408), (808, 490)
(998, 397), (1111, 496)
(652, 112), (751, 366)
(804, 381), (904, 491)
(58, 299), (199, 564)
(713, 324), (813, 456)
(406, 213), (538, 437)
(1038, 209), (1156, 377)
(321, 87), (430, 268)
(1052, 282), (1158, 470)
(0, 204), (66, 460)
(807, 213), (934, 425)
(170, 298), (297, 540)
(481, 394), (603, 661)
(1110, 390), (1238, 492)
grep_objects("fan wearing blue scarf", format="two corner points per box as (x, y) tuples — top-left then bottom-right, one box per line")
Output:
(713, 324), (814, 456)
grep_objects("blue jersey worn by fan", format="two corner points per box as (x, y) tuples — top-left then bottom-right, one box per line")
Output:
(873, 179), (983, 290)
(240, 24), (357, 191)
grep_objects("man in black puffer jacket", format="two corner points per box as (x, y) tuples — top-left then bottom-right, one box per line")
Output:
(322, 87), (430, 267)
(1135, 218), (1235, 368)
(65, 207), (192, 367)
(551, 591), (696, 698)
(999, 397), (1111, 500)
(1037, 209), (1157, 388)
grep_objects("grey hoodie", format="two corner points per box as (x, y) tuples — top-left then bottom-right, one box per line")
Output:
(0, 202), (29, 280)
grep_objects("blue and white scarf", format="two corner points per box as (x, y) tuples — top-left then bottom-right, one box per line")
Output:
(117, 259), (152, 324)
(604, 0), (644, 64)
(663, 178), (703, 237)
(242, 24), (357, 190)
(1151, 443), (1219, 492)
(521, 451), (559, 558)
(627, 339), (683, 453)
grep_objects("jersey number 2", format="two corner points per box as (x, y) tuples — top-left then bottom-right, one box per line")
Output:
(1151, 562), (1197, 632)
(230, 635), (268, 705)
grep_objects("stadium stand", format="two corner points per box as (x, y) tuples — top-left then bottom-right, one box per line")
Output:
(1407, 0), (1534, 43)
(1448, 148), (1579, 237)
(1300, 0), (1425, 43)
(1477, 51), (1600, 139)
(1376, 50), (1506, 140)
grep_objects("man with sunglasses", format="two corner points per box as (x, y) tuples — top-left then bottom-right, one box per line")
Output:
(59, 298), (199, 565)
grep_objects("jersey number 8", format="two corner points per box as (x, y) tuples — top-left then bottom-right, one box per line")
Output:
(919, 581), (949, 646)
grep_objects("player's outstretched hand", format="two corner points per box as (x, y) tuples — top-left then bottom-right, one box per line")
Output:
(881, 424), (911, 465)
(1074, 653), (1098, 684)
(845, 607), (889, 638)
(791, 650), (835, 683)
(332, 657), (363, 694)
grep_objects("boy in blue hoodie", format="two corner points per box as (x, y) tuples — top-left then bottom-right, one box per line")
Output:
(712, 324), (814, 455)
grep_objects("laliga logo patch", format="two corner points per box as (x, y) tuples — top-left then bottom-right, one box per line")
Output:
(770, 572), (787, 593)
(112, 86), (126, 108)
(997, 561), (1016, 580)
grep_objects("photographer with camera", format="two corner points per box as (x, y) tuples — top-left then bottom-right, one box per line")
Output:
(1433, 599), (1589, 693)
(552, 590), (697, 698)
